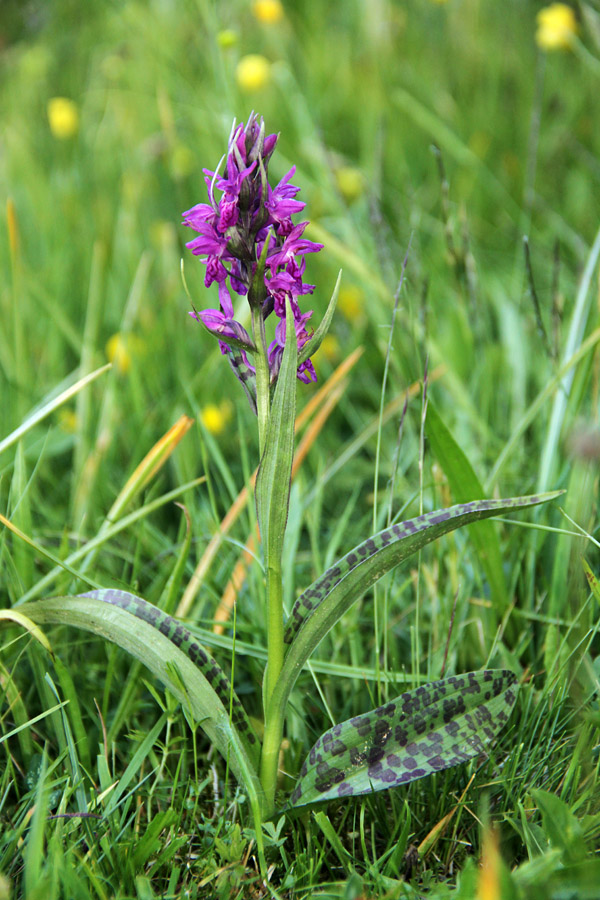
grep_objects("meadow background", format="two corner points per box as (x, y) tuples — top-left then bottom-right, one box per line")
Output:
(1, 0), (600, 897)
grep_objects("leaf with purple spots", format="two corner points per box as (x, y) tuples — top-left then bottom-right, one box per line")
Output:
(284, 493), (562, 645)
(19, 590), (262, 780)
(288, 670), (518, 808)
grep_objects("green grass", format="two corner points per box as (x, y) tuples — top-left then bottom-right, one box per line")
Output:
(1, 0), (600, 896)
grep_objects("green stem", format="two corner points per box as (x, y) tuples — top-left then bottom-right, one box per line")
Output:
(264, 561), (285, 702)
(260, 699), (284, 816)
(260, 558), (285, 812)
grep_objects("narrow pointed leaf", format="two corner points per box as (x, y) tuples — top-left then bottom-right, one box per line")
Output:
(0, 609), (53, 656)
(298, 270), (341, 365)
(284, 493), (561, 644)
(289, 669), (518, 808)
(19, 590), (262, 787)
(103, 416), (194, 526)
(0, 363), (112, 459)
(255, 298), (297, 563)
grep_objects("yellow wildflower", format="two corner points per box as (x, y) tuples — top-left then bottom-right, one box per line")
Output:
(149, 219), (176, 248)
(217, 29), (238, 49)
(47, 97), (79, 139)
(252, 0), (284, 24)
(536, 4), (578, 51)
(200, 402), (233, 436)
(58, 408), (78, 434)
(106, 333), (139, 375)
(170, 143), (195, 180)
(334, 166), (364, 204)
(337, 285), (364, 321)
(236, 55), (271, 92)
(318, 334), (340, 362)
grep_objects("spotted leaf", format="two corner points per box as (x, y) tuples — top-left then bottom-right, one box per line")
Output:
(284, 493), (562, 644)
(19, 590), (262, 784)
(289, 670), (518, 808)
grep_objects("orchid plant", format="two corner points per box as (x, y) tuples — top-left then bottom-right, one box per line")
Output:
(20, 116), (560, 871)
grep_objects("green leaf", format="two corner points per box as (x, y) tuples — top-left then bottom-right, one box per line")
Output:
(529, 788), (587, 864)
(425, 401), (507, 614)
(19, 590), (263, 807)
(515, 859), (600, 900)
(0, 363), (112, 459)
(268, 493), (561, 749)
(0, 608), (53, 656)
(312, 810), (352, 869)
(297, 270), (341, 366)
(255, 298), (297, 566)
(0, 659), (33, 757)
(0, 701), (70, 746)
(284, 492), (561, 644)
(289, 670), (518, 807)
(131, 806), (178, 868)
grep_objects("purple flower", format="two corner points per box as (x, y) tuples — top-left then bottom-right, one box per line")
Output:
(190, 283), (254, 354)
(268, 314), (316, 384)
(266, 222), (322, 270)
(265, 166), (306, 227)
(183, 114), (323, 403)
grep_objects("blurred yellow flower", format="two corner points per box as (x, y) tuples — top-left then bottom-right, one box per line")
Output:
(318, 334), (340, 362)
(252, 0), (284, 24)
(58, 408), (78, 434)
(200, 402), (233, 435)
(47, 97), (79, 139)
(334, 166), (364, 204)
(217, 29), (238, 49)
(236, 55), (271, 92)
(170, 143), (195, 180)
(106, 333), (141, 375)
(149, 219), (177, 248)
(536, 4), (578, 51)
(337, 284), (364, 321)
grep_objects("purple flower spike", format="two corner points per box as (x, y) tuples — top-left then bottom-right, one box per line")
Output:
(183, 114), (322, 403)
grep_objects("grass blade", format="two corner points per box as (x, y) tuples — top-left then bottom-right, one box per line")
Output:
(0, 364), (112, 459)
(425, 400), (507, 616)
